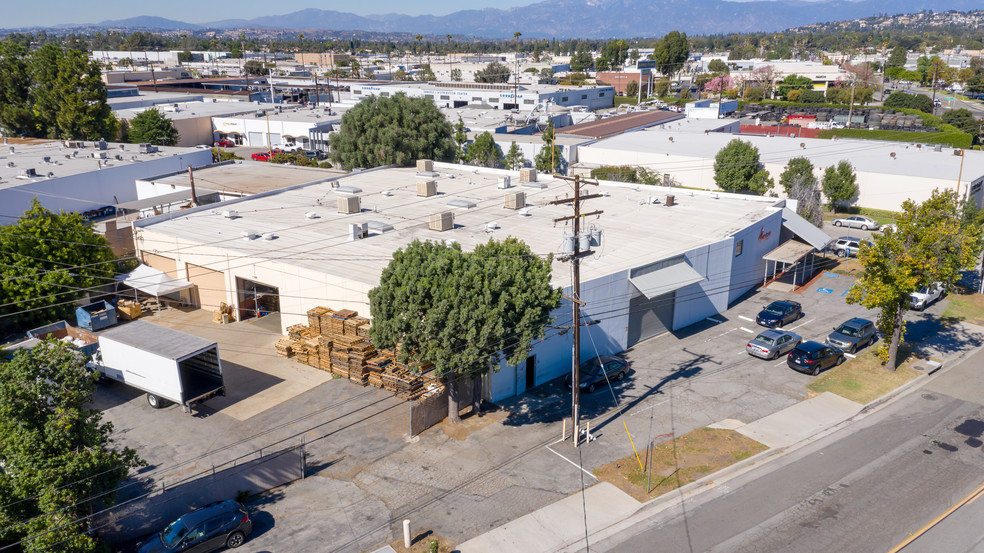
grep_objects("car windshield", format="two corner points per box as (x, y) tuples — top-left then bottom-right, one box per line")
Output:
(161, 519), (189, 549)
(579, 359), (602, 377)
(754, 334), (776, 345)
(835, 325), (859, 337)
(764, 304), (786, 315)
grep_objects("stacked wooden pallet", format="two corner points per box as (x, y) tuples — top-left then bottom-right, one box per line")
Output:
(275, 338), (294, 358)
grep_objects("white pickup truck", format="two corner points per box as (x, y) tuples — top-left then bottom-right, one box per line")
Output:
(910, 283), (945, 311)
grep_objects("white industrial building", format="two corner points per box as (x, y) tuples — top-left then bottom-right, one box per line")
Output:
(0, 139), (212, 222)
(211, 105), (343, 150)
(350, 81), (616, 111)
(132, 162), (829, 401)
(575, 124), (984, 212)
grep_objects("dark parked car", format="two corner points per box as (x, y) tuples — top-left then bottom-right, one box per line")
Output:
(755, 300), (802, 328)
(787, 341), (844, 376)
(138, 500), (252, 553)
(746, 329), (802, 360)
(826, 318), (876, 353)
(564, 355), (629, 393)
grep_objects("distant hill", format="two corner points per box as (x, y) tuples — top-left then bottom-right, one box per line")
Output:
(30, 0), (984, 38)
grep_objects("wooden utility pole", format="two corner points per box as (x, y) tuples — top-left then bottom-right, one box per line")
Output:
(187, 165), (199, 207)
(552, 175), (603, 446)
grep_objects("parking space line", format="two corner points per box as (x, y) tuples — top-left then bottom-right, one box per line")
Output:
(737, 350), (748, 355)
(789, 319), (814, 331)
(739, 315), (754, 322)
(774, 360), (786, 367)
(844, 353), (856, 359)
(739, 327), (755, 334)
(545, 444), (599, 481)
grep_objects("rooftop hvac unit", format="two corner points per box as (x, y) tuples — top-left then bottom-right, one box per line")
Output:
(42, 156), (51, 164)
(338, 195), (361, 214)
(138, 143), (154, 154)
(348, 223), (368, 241)
(934, 144), (943, 152)
(504, 191), (525, 210)
(498, 176), (511, 189)
(222, 210), (239, 218)
(416, 159), (434, 172)
(93, 152), (108, 160)
(417, 180), (437, 197)
(429, 211), (454, 232)
(519, 168), (537, 183)
(19, 168), (36, 177)
(96, 139), (107, 150)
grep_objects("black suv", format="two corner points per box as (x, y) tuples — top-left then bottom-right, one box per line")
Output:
(826, 318), (876, 353)
(138, 500), (252, 553)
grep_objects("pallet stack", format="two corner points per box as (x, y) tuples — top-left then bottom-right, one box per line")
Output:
(277, 306), (438, 398)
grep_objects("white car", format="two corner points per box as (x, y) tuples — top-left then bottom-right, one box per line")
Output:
(910, 283), (945, 311)
(282, 143), (302, 152)
(833, 215), (880, 231)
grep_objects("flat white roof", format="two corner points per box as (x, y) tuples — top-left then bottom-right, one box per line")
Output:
(585, 124), (984, 181)
(136, 163), (779, 287)
(114, 101), (267, 121)
(143, 162), (346, 196)
(211, 104), (348, 125)
(0, 140), (206, 189)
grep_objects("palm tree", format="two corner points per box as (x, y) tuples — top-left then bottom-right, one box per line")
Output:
(513, 32), (522, 109)
(415, 34), (423, 69)
(446, 34), (453, 78)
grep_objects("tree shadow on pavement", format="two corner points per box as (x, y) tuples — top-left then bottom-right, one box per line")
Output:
(905, 313), (982, 358)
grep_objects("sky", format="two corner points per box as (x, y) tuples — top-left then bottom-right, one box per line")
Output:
(5, 0), (537, 28)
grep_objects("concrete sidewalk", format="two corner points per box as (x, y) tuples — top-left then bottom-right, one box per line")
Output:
(456, 391), (865, 553)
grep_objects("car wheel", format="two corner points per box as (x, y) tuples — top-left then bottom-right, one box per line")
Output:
(226, 531), (246, 549)
(587, 383), (596, 393)
(834, 221), (842, 227)
(837, 355), (845, 365)
(861, 225), (868, 231)
(811, 364), (820, 376)
(837, 249), (846, 258)
(616, 371), (626, 382)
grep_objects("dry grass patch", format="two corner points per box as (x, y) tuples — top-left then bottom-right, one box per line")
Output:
(388, 531), (456, 553)
(941, 286), (984, 326)
(826, 257), (864, 277)
(806, 348), (920, 404)
(593, 428), (767, 502)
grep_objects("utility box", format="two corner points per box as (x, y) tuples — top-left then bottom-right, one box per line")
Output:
(429, 212), (454, 232)
(504, 191), (526, 210)
(519, 168), (537, 183)
(416, 159), (433, 172)
(666, 194), (675, 207)
(75, 300), (118, 331)
(338, 196), (361, 214)
(497, 176), (512, 189)
(417, 180), (437, 197)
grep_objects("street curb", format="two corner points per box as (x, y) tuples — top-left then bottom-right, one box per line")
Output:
(554, 341), (984, 553)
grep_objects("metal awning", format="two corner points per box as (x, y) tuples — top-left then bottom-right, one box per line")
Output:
(629, 263), (704, 300)
(763, 240), (815, 264)
(781, 208), (832, 250)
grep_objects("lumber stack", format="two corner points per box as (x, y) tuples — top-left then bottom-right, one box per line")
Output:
(275, 306), (438, 399)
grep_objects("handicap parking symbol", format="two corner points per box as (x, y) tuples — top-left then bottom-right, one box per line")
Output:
(818, 287), (834, 294)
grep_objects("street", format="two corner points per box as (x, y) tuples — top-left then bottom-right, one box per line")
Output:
(582, 346), (984, 553)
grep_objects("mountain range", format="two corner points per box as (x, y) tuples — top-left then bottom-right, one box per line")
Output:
(37, 0), (984, 38)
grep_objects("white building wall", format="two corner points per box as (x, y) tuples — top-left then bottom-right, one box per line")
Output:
(0, 150), (212, 222)
(212, 116), (334, 148)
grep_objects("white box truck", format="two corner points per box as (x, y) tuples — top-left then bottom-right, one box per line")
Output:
(92, 321), (225, 412)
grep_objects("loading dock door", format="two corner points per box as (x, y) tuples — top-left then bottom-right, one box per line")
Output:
(236, 277), (280, 321)
(628, 290), (675, 346)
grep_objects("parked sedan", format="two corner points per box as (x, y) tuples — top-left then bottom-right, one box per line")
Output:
(746, 329), (802, 360)
(832, 215), (880, 231)
(213, 139), (235, 148)
(564, 355), (629, 393)
(826, 317), (876, 353)
(787, 341), (844, 376)
(138, 500), (251, 553)
(755, 300), (802, 328)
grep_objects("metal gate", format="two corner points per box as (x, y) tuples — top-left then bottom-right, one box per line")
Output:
(628, 290), (675, 346)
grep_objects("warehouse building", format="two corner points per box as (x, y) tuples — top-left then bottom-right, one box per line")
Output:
(350, 81), (616, 111)
(132, 161), (828, 401)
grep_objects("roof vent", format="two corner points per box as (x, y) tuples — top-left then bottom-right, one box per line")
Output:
(522, 181), (547, 189)
(505, 191), (525, 210)
(348, 223), (368, 241)
(47, 172), (54, 178)
(417, 180), (437, 197)
(222, 210), (239, 218)
(305, 211), (319, 219)
(336, 185), (362, 195)
(241, 230), (257, 241)
(338, 196), (361, 214)
(429, 211), (454, 232)
(498, 176), (512, 189)
(261, 232), (276, 240)
(448, 199), (476, 209)
(367, 220), (394, 233)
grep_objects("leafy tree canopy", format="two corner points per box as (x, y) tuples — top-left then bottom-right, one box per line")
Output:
(0, 341), (142, 552)
(847, 189), (983, 369)
(504, 141), (526, 170)
(534, 121), (563, 173)
(128, 107), (180, 146)
(466, 131), (503, 168)
(821, 161), (859, 210)
(887, 46), (908, 69)
(779, 157), (817, 196)
(474, 61), (511, 84)
(713, 139), (764, 193)
(0, 200), (119, 331)
(884, 91), (933, 113)
(243, 60), (265, 75)
(650, 30), (689, 76)
(328, 93), (454, 171)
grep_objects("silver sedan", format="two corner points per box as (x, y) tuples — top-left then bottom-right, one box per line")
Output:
(832, 215), (880, 231)
(746, 329), (802, 360)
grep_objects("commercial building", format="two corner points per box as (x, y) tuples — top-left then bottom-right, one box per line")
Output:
(114, 100), (277, 148)
(350, 81), (616, 111)
(575, 125), (984, 212)
(132, 162), (828, 401)
(210, 104), (343, 150)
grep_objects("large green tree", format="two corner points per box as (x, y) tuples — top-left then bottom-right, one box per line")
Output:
(474, 61), (511, 84)
(0, 200), (118, 331)
(713, 139), (766, 193)
(0, 341), (142, 553)
(466, 132), (503, 168)
(886, 46), (908, 69)
(0, 42), (34, 137)
(504, 142), (526, 170)
(534, 121), (562, 173)
(369, 239), (560, 423)
(128, 107), (180, 146)
(847, 190), (983, 369)
(329, 93), (454, 170)
(650, 31), (689, 76)
(942, 108), (981, 139)
(779, 157), (817, 196)
(821, 161), (859, 211)
(884, 91), (933, 113)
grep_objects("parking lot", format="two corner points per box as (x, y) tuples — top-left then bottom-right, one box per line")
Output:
(94, 265), (958, 552)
